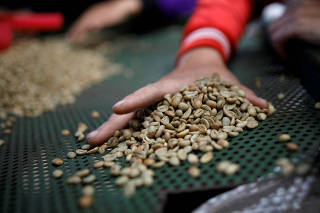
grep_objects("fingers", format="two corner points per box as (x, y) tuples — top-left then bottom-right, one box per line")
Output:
(89, 82), (266, 146)
(88, 74), (192, 146)
(87, 112), (135, 145)
(216, 70), (267, 108)
(271, 22), (303, 57)
(112, 77), (268, 115)
(268, 12), (296, 57)
(113, 83), (165, 114)
(268, 2), (320, 57)
(219, 68), (267, 108)
(88, 69), (267, 146)
(113, 79), (184, 114)
(67, 0), (140, 43)
(67, 7), (106, 43)
(269, 15), (292, 35)
(238, 85), (268, 109)
(270, 14), (320, 52)
(67, 20), (90, 43)
(68, 17), (104, 43)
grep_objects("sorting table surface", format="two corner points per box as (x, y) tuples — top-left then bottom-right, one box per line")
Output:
(1, 23), (320, 213)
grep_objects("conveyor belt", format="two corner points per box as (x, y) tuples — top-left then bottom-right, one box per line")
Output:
(1, 24), (320, 213)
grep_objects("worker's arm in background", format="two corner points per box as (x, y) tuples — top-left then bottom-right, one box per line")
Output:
(67, 0), (142, 43)
(67, 0), (196, 43)
(87, 0), (268, 145)
(269, 0), (320, 57)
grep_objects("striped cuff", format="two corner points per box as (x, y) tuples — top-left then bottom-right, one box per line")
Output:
(178, 27), (231, 62)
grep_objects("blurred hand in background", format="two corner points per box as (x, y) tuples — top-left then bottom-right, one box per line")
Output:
(269, 0), (320, 57)
(67, 0), (142, 43)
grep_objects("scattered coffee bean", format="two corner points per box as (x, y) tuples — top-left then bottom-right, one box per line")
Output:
(91, 110), (100, 118)
(277, 93), (285, 100)
(52, 169), (63, 178)
(279, 134), (291, 142)
(87, 147), (99, 154)
(287, 142), (299, 151)
(61, 77), (275, 199)
(93, 161), (104, 168)
(115, 176), (129, 186)
(83, 174), (96, 184)
(61, 129), (70, 136)
(217, 139), (229, 148)
(67, 176), (81, 184)
(79, 195), (94, 209)
(169, 157), (180, 166)
(216, 161), (231, 173)
(276, 158), (295, 176)
(188, 167), (200, 178)
(124, 181), (136, 197)
(188, 153), (199, 164)
(82, 185), (95, 196)
(257, 113), (267, 121)
(52, 158), (64, 166)
(255, 78), (261, 88)
(67, 152), (76, 159)
(75, 123), (88, 141)
(200, 152), (213, 164)
(224, 163), (240, 175)
(216, 161), (239, 175)
(75, 169), (90, 177)
(81, 144), (91, 150)
(279, 75), (285, 82)
(76, 149), (87, 155)
(3, 129), (11, 134)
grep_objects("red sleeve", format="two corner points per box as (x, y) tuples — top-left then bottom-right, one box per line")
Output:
(177, 0), (253, 62)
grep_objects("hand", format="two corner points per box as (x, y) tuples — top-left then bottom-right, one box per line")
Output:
(67, 0), (142, 43)
(87, 48), (268, 145)
(269, 0), (320, 57)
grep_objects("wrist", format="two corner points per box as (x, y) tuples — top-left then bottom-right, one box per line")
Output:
(176, 47), (227, 74)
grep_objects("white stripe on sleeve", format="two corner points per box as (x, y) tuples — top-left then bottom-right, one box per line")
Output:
(182, 27), (231, 58)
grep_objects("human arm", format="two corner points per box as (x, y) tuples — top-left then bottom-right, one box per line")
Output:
(67, 0), (142, 43)
(88, 48), (267, 145)
(87, 0), (269, 145)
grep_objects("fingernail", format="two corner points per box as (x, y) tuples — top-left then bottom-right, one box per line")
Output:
(113, 100), (125, 108)
(260, 97), (267, 102)
(259, 98), (268, 106)
(87, 130), (98, 139)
